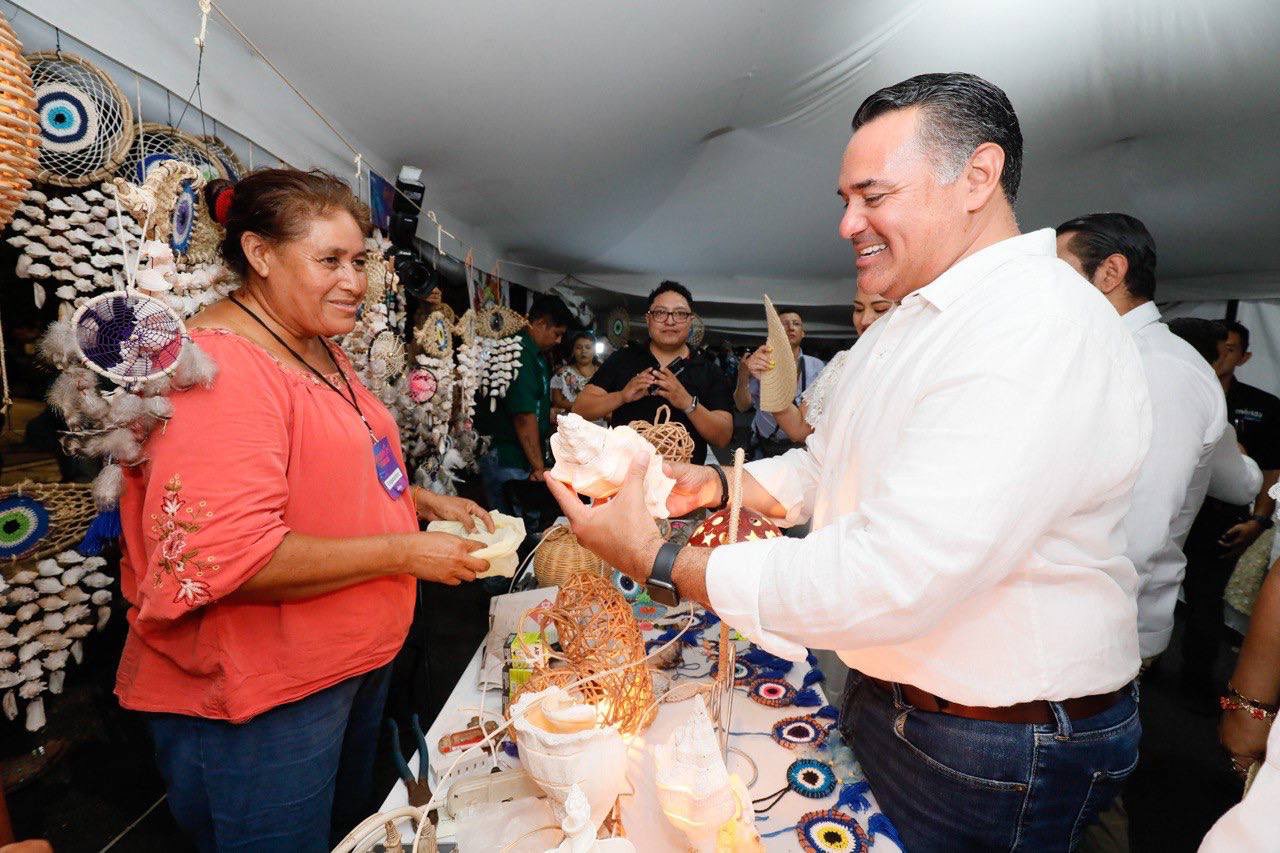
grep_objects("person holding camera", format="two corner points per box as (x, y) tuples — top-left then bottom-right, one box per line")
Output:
(573, 281), (733, 464)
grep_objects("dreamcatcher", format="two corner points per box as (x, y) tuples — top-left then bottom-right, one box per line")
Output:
(199, 134), (245, 182)
(604, 306), (630, 349)
(0, 481), (116, 731)
(455, 304), (525, 414)
(37, 181), (219, 558)
(339, 233), (407, 406)
(26, 51), (134, 187)
(408, 310), (459, 493)
(117, 122), (222, 185)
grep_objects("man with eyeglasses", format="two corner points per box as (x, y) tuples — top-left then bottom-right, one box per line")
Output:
(573, 281), (733, 464)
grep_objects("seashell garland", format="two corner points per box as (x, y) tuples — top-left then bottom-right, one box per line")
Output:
(0, 548), (112, 730)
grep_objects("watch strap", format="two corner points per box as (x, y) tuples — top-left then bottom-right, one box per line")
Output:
(1250, 514), (1275, 530)
(683, 395), (699, 415)
(647, 540), (683, 606)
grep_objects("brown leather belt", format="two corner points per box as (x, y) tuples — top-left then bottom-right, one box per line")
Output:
(865, 676), (1124, 725)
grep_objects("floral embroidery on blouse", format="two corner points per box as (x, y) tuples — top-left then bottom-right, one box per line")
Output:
(150, 474), (219, 607)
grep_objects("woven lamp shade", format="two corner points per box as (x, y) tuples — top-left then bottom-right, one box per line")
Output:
(0, 15), (39, 231)
(533, 524), (605, 588)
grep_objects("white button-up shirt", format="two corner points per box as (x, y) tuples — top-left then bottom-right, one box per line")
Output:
(1119, 302), (1227, 658)
(706, 230), (1152, 706)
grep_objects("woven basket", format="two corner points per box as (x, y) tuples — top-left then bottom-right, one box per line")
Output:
(0, 15), (38, 231)
(0, 480), (96, 573)
(534, 524), (604, 588)
(629, 404), (695, 465)
(117, 122), (222, 185)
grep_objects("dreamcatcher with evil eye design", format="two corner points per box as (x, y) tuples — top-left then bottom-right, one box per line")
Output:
(26, 51), (135, 187)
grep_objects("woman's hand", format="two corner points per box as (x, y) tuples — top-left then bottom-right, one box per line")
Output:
(413, 487), (495, 533)
(1220, 709), (1272, 779)
(398, 532), (489, 585)
(664, 462), (721, 517)
(744, 344), (774, 379)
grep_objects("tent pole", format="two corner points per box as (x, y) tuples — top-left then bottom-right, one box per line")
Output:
(1226, 300), (1239, 322)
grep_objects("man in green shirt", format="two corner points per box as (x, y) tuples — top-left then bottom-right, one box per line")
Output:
(475, 294), (573, 513)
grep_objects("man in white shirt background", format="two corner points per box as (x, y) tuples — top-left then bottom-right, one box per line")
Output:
(1056, 213), (1229, 667)
(1055, 213), (1260, 853)
(548, 72), (1152, 850)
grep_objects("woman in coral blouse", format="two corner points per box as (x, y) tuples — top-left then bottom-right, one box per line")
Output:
(115, 169), (491, 851)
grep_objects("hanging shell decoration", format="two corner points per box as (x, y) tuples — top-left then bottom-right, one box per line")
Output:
(408, 311), (457, 488)
(339, 234), (406, 405)
(0, 548), (115, 731)
(0, 16), (41, 232)
(455, 305), (526, 414)
(8, 183), (140, 310)
(36, 178), (221, 536)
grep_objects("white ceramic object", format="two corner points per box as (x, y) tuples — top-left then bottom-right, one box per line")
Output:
(426, 511), (525, 578)
(549, 414), (676, 518)
(545, 784), (636, 853)
(511, 687), (627, 830)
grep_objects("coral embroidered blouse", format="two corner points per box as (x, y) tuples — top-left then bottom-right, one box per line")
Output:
(115, 329), (418, 723)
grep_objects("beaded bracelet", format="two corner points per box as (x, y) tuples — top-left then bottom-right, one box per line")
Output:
(1220, 684), (1279, 721)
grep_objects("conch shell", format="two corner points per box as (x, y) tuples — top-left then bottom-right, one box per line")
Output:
(655, 701), (761, 852)
(549, 414), (676, 518)
(511, 687), (627, 830)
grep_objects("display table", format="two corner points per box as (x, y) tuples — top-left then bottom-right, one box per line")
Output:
(379, 598), (903, 852)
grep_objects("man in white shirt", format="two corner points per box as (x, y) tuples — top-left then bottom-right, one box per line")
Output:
(1055, 212), (1227, 665)
(548, 73), (1152, 849)
(1055, 214), (1245, 853)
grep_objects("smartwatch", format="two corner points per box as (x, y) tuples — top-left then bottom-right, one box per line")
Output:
(1250, 514), (1275, 530)
(646, 540), (683, 606)
(683, 395), (699, 416)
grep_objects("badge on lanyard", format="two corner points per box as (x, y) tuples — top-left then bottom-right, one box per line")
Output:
(372, 436), (408, 499)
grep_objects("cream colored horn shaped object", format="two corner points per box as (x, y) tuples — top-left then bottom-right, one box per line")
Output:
(759, 294), (798, 411)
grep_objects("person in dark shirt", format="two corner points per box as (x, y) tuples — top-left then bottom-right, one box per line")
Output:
(474, 294), (572, 512)
(573, 281), (733, 463)
(1180, 319), (1280, 707)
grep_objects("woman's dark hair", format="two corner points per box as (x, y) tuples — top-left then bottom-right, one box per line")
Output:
(1055, 213), (1157, 301)
(1167, 317), (1227, 366)
(567, 330), (593, 349)
(852, 72), (1022, 204)
(208, 168), (371, 278)
(647, 280), (694, 311)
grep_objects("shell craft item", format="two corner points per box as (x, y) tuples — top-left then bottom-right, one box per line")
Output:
(510, 687), (628, 830)
(549, 413), (676, 518)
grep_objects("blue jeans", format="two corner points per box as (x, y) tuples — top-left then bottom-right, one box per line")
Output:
(147, 664), (392, 852)
(477, 450), (529, 515)
(840, 672), (1140, 852)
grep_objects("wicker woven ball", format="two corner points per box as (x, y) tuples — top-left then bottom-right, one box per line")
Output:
(0, 14), (39, 231)
(687, 507), (783, 548)
(628, 404), (695, 465)
(533, 524), (604, 588)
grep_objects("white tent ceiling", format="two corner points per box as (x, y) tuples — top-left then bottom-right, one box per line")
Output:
(18, 0), (1280, 339)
